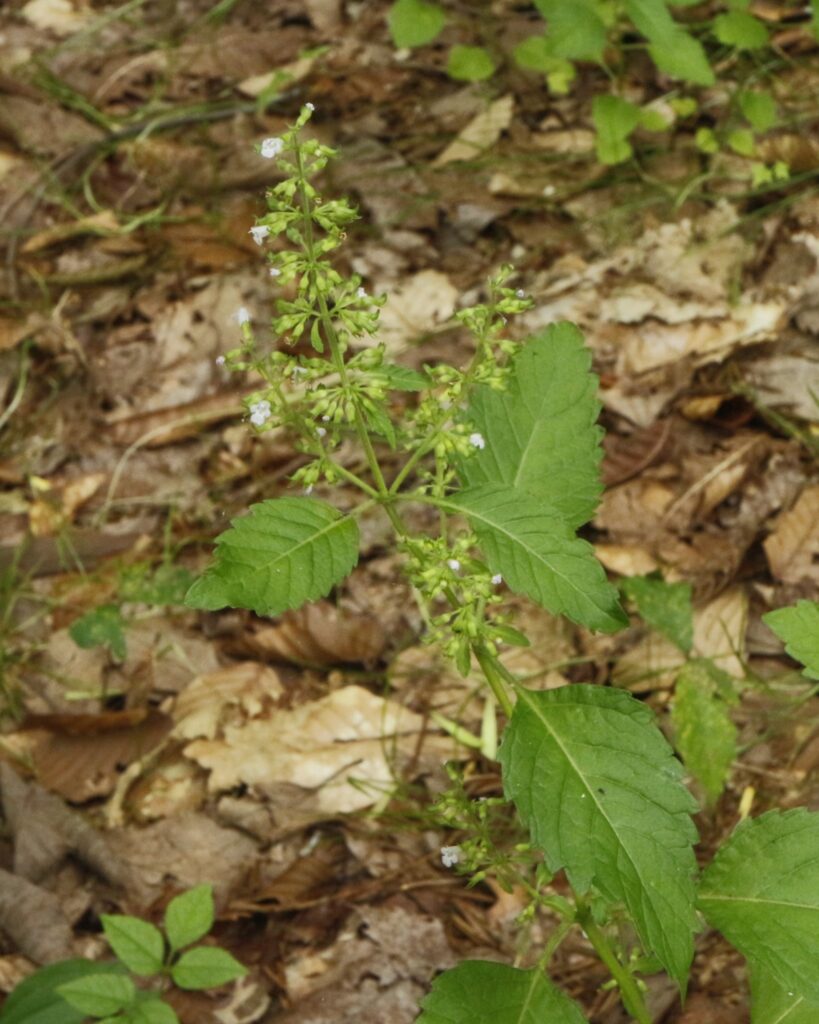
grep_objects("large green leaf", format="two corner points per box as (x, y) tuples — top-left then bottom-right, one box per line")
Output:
(500, 685), (699, 989)
(762, 601), (819, 680)
(534, 0), (608, 61)
(0, 961), (123, 1024)
(417, 961), (588, 1023)
(460, 324), (604, 531)
(625, 0), (677, 43)
(671, 660), (737, 805)
(699, 809), (819, 1003)
(185, 498), (359, 616)
(443, 486), (627, 633)
(387, 0), (446, 47)
(649, 31), (714, 85)
(750, 962), (819, 1024)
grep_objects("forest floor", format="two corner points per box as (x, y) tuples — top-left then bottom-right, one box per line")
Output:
(0, 1), (818, 1022)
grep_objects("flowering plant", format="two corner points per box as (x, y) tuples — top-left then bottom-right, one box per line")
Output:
(184, 107), (819, 1023)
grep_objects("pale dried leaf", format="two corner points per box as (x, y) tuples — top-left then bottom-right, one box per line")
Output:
(764, 485), (819, 584)
(434, 95), (514, 167)
(21, 0), (92, 36)
(173, 662), (284, 741)
(693, 586), (748, 678)
(377, 270), (458, 352)
(239, 54), (317, 97)
(184, 685), (445, 817)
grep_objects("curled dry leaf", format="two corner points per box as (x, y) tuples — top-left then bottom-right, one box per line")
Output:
(243, 601), (386, 667)
(173, 662), (284, 742)
(764, 485), (819, 585)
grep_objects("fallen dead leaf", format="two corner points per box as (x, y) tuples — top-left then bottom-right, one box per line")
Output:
(243, 602), (386, 667)
(173, 662), (284, 742)
(21, 0), (92, 36)
(377, 270), (458, 352)
(184, 685), (447, 821)
(764, 484), (819, 585)
(434, 95), (514, 167)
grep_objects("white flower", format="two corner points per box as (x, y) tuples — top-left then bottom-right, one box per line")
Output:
(469, 432), (485, 450)
(305, 102), (315, 112)
(356, 286), (367, 299)
(447, 559), (461, 572)
(249, 400), (271, 426)
(305, 484), (314, 496)
(542, 184), (556, 197)
(441, 846), (461, 868)
(250, 225), (270, 245)
(321, 414), (330, 422)
(260, 137), (284, 159)
(236, 307), (251, 325)
(269, 266), (281, 277)
(491, 574), (503, 585)
(316, 426), (327, 438)
(515, 288), (525, 299)
(215, 355), (226, 366)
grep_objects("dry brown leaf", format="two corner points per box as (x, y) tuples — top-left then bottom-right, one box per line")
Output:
(377, 270), (458, 352)
(173, 662), (284, 742)
(434, 95), (514, 167)
(21, 0), (92, 35)
(595, 544), (659, 577)
(693, 586), (748, 678)
(764, 485), (819, 585)
(184, 685), (447, 819)
(108, 812), (258, 905)
(245, 602), (386, 666)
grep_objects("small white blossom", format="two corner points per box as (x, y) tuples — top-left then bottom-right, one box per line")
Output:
(305, 102), (315, 112)
(269, 266), (281, 277)
(250, 225), (270, 245)
(215, 355), (226, 366)
(441, 846), (461, 868)
(491, 574), (503, 585)
(515, 288), (525, 299)
(236, 307), (251, 325)
(260, 137), (284, 159)
(249, 400), (271, 426)
(447, 559), (461, 572)
(291, 365), (308, 379)
(356, 286), (367, 299)
(321, 414), (330, 421)
(469, 432), (486, 450)
(305, 484), (314, 496)
(542, 184), (556, 197)
(316, 426), (327, 438)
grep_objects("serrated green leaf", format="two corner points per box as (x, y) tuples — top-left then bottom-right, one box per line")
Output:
(593, 95), (641, 165)
(460, 324), (605, 531)
(625, 0), (677, 43)
(535, 0), (608, 61)
(699, 809), (819, 1002)
(171, 947), (247, 991)
(650, 31), (715, 85)
(185, 498), (359, 616)
(443, 486), (627, 633)
(500, 684), (699, 989)
(69, 605), (127, 661)
(387, 0), (446, 47)
(417, 960), (588, 1023)
(762, 602), (819, 680)
(447, 45), (496, 82)
(621, 574), (693, 653)
(750, 962), (819, 1024)
(739, 91), (776, 133)
(57, 974), (135, 1018)
(671, 660), (737, 805)
(164, 885), (214, 952)
(713, 10), (768, 49)
(102, 915), (164, 976)
(0, 961), (124, 1024)
(129, 998), (180, 1024)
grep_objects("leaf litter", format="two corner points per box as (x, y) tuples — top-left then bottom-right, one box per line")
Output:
(0, 1), (818, 1021)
